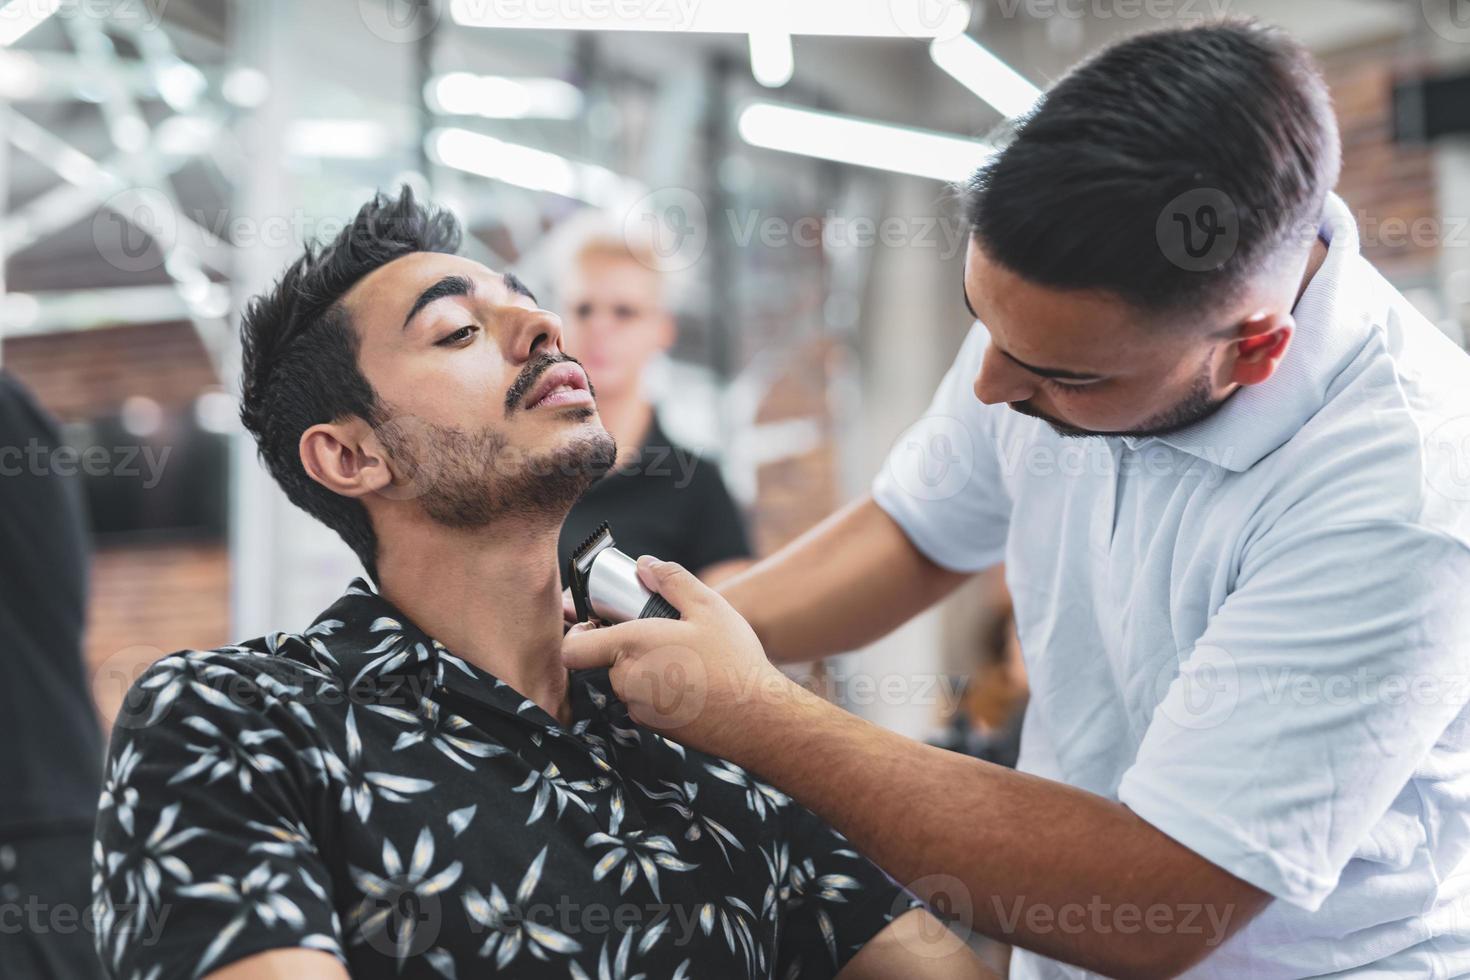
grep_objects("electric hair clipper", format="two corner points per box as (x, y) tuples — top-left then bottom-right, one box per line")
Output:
(567, 523), (681, 624)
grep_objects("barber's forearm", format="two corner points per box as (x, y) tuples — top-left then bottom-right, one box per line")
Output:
(716, 678), (1269, 978)
(719, 496), (969, 664)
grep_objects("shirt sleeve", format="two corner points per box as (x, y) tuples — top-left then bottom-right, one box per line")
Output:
(679, 456), (752, 574)
(773, 804), (924, 977)
(93, 653), (345, 980)
(871, 322), (1011, 573)
(1117, 520), (1470, 910)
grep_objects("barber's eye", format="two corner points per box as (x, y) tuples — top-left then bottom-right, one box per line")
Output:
(1045, 378), (1096, 393)
(437, 325), (478, 346)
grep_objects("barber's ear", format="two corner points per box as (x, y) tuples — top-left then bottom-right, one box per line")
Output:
(299, 420), (393, 499)
(1228, 311), (1293, 388)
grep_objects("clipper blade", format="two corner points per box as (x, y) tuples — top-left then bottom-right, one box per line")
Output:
(572, 522), (614, 571)
(567, 522), (615, 623)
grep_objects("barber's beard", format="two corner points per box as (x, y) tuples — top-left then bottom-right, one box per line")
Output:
(1011, 362), (1228, 440)
(377, 413), (617, 529)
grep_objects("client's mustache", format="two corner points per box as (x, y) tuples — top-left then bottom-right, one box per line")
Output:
(504, 351), (589, 415)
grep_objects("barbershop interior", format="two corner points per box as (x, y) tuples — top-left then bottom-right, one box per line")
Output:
(4, 0), (1470, 977)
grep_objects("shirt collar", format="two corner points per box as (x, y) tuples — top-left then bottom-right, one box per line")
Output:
(1126, 193), (1381, 472)
(302, 578), (581, 734)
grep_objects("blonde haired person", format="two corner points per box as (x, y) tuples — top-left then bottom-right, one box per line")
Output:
(554, 222), (751, 584)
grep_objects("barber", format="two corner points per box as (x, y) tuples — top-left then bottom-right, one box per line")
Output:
(564, 21), (1470, 980)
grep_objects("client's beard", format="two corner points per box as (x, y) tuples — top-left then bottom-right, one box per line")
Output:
(377, 412), (617, 529)
(1011, 361), (1227, 440)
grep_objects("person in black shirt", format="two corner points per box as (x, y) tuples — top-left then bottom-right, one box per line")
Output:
(0, 371), (104, 980)
(558, 413), (750, 587)
(92, 189), (991, 980)
(554, 228), (750, 584)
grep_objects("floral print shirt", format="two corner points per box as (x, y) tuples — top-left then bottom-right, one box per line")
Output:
(93, 580), (917, 980)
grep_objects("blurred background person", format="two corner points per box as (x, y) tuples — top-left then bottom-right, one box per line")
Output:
(553, 224), (752, 584)
(0, 371), (103, 980)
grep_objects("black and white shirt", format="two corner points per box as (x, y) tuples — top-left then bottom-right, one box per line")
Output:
(93, 580), (917, 980)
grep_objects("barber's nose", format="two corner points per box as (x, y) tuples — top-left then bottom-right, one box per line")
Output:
(973, 346), (1036, 405)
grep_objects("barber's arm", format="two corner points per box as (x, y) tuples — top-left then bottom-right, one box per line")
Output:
(567, 506), (1470, 978)
(719, 495), (971, 664)
(563, 559), (1271, 979)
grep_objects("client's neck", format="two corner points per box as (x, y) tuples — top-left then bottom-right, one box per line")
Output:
(375, 516), (572, 726)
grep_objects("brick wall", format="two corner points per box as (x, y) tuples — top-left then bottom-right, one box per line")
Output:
(1320, 34), (1440, 280)
(86, 541), (232, 730)
(2, 321), (220, 422)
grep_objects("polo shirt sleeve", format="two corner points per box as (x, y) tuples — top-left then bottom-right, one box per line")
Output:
(871, 322), (1011, 573)
(1118, 519), (1470, 910)
(774, 805), (924, 977)
(93, 653), (346, 980)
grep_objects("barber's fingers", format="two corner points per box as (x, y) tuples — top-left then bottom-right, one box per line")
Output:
(562, 617), (674, 671)
(562, 587), (577, 625)
(634, 556), (716, 615)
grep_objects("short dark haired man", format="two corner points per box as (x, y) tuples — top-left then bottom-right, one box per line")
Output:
(91, 190), (989, 980)
(564, 20), (1470, 979)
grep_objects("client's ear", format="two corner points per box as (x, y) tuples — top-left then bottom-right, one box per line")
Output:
(300, 419), (392, 499)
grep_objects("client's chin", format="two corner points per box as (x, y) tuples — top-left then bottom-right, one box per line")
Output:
(542, 424), (618, 507)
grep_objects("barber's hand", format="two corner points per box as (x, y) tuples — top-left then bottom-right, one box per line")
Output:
(561, 556), (789, 754)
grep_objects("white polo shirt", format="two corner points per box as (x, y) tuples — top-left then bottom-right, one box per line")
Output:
(873, 193), (1470, 978)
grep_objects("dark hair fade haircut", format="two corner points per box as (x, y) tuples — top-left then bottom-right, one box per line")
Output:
(239, 186), (462, 581)
(963, 19), (1341, 315)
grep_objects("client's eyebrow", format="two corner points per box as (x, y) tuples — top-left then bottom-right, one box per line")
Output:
(962, 280), (1103, 382)
(503, 271), (538, 305)
(403, 274), (474, 330)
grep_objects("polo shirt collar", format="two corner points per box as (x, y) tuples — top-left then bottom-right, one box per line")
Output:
(1126, 193), (1381, 472)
